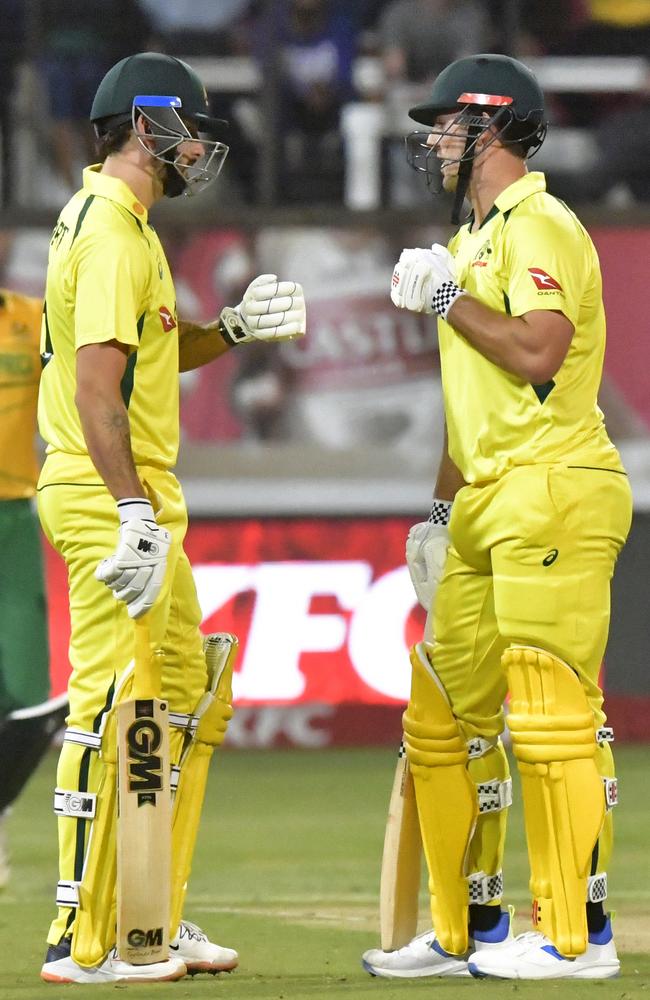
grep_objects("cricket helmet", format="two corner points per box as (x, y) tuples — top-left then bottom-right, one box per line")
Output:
(91, 52), (229, 197)
(405, 54), (547, 220)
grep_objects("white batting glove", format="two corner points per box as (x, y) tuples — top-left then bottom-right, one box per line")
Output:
(219, 273), (306, 345)
(406, 521), (450, 611)
(391, 244), (465, 319)
(95, 500), (171, 619)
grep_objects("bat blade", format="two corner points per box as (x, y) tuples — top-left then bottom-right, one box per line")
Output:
(116, 632), (171, 965)
(379, 743), (422, 951)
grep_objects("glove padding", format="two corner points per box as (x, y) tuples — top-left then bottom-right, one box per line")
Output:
(220, 273), (306, 344)
(405, 520), (450, 611)
(95, 518), (171, 619)
(391, 244), (465, 318)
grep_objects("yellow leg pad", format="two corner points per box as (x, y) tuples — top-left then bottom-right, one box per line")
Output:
(70, 700), (122, 967)
(504, 645), (605, 958)
(170, 634), (236, 935)
(402, 643), (478, 957)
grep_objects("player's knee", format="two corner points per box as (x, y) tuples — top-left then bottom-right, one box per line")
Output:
(503, 644), (597, 764)
(402, 643), (467, 770)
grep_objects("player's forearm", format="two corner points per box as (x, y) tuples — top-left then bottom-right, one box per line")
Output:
(178, 318), (231, 372)
(434, 428), (466, 501)
(75, 387), (145, 500)
(446, 295), (558, 383)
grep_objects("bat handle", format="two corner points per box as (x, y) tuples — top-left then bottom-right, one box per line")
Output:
(133, 617), (163, 700)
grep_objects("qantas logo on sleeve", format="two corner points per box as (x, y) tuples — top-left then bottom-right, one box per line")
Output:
(528, 268), (563, 291)
(158, 306), (177, 332)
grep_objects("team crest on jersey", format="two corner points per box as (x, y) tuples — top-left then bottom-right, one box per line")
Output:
(472, 241), (492, 267)
(528, 267), (563, 291)
(158, 306), (177, 332)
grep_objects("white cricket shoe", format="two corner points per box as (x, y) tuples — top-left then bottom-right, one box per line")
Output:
(40, 940), (186, 984)
(362, 929), (471, 978)
(361, 911), (512, 979)
(468, 917), (620, 980)
(171, 920), (239, 975)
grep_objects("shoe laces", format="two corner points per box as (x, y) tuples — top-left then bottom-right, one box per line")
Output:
(179, 920), (207, 943)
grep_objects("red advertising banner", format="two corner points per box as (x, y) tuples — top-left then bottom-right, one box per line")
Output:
(46, 516), (425, 706)
(44, 519), (647, 746)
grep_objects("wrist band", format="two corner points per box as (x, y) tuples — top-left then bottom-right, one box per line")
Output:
(116, 497), (155, 524)
(427, 499), (452, 526)
(433, 282), (466, 320)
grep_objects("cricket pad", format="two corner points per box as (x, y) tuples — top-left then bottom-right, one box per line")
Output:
(402, 642), (477, 957)
(504, 645), (605, 957)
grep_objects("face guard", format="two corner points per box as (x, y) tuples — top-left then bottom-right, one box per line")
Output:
(405, 95), (546, 224)
(132, 95), (229, 197)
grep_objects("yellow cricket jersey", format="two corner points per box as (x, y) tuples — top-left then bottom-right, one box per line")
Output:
(442, 171), (624, 483)
(0, 290), (42, 498)
(38, 166), (179, 472)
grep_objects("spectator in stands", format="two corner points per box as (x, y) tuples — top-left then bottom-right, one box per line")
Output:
(378, 0), (490, 84)
(257, 0), (356, 202)
(136, 0), (253, 56)
(0, 0), (26, 205)
(39, 0), (153, 194)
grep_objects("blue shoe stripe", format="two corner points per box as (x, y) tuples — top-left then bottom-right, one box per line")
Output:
(468, 962), (487, 979)
(541, 945), (571, 961)
(431, 939), (454, 959)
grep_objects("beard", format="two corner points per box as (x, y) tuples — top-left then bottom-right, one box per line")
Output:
(162, 161), (187, 198)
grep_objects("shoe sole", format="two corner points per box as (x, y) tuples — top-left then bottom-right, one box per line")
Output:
(468, 961), (620, 980)
(186, 960), (238, 975)
(362, 959), (470, 979)
(41, 967), (187, 984)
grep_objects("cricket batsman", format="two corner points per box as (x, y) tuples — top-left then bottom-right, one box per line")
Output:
(37, 52), (306, 984)
(362, 53), (631, 980)
(0, 290), (68, 886)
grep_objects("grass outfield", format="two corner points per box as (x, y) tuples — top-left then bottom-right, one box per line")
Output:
(1, 745), (649, 998)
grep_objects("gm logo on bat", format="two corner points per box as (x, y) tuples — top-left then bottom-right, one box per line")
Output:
(127, 927), (164, 948)
(127, 705), (165, 805)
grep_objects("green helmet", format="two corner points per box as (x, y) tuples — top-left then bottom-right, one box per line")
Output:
(405, 54), (546, 222)
(90, 52), (229, 197)
(91, 52), (224, 135)
(409, 53), (546, 152)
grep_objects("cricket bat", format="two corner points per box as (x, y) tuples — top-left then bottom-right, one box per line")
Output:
(379, 740), (422, 951)
(116, 618), (171, 964)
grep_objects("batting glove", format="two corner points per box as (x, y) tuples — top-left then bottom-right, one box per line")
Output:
(219, 273), (306, 345)
(95, 499), (171, 619)
(405, 500), (453, 611)
(391, 244), (465, 319)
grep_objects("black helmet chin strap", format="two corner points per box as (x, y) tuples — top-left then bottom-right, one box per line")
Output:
(451, 122), (481, 225)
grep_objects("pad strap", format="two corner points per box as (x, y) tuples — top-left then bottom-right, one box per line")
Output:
(467, 736), (496, 759)
(468, 869), (504, 905)
(596, 726), (614, 745)
(587, 872), (608, 903)
(56, 880), (80, 908)
(477, 777), (512, 813)
(53, 787), (97, 818)
(63, 727), (101, 750)
(603, 777), (618, 810)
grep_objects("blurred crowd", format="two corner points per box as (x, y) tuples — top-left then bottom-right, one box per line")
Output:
(1, 0), (650, 208)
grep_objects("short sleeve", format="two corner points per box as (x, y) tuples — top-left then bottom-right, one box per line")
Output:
(72, 232), (148, 351)
(502, 209), (584, 327)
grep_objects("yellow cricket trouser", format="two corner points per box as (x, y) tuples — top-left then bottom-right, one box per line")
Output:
(37, 453), (208, 947)
(430, 463), (632, 897)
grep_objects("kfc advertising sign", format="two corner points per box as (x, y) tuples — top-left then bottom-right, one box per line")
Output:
(45, 518), (424, 746)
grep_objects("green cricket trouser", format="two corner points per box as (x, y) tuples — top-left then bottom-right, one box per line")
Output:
(0, 497), (49, 715)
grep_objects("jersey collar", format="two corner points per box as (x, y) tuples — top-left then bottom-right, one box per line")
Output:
(82, 165), (149, 224)
(493, 170), (546, 216)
